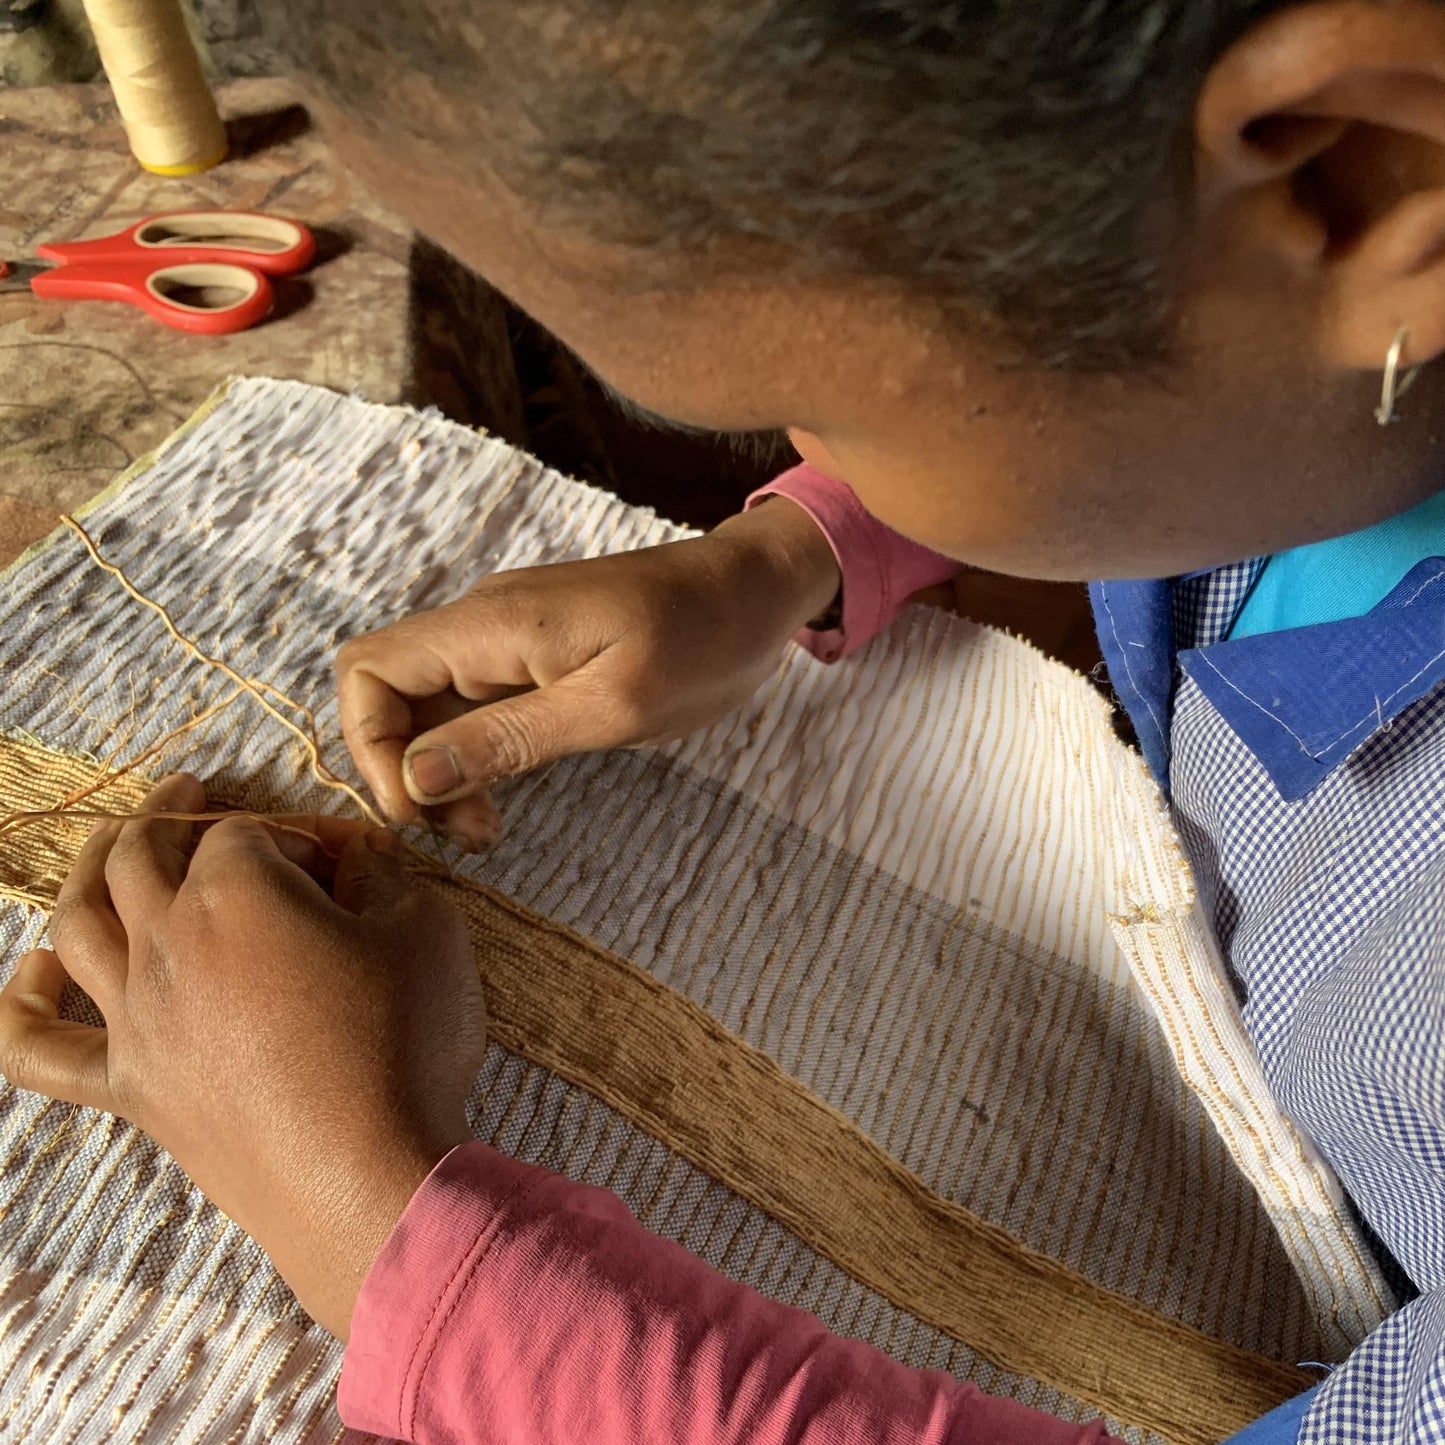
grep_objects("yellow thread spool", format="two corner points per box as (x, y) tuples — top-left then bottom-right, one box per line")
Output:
(81, 0), (227, 175)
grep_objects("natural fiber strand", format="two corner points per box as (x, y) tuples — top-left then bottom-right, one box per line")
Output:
(60, 517), (383, 830)
(58, 686), (247, 809)
(0, 736), (1311, 1445)
(0, 804), (459, 886)
(0, 810), (333, 853)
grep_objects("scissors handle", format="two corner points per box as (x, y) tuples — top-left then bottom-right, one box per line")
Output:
(37, 211), (316, 277)
(29, 261), (274, 336)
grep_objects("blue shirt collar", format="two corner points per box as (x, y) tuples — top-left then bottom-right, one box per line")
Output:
(1091, 577), (1175, 783)
(1091, 559), (1445, 801)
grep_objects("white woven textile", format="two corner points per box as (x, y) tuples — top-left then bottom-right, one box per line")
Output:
(0, 378), (1386, 1443)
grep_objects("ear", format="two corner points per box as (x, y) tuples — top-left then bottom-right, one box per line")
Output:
(1196, 0), (1445, 372)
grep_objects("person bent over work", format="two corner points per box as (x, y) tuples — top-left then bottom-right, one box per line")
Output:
(6, 2), (1445, 1442)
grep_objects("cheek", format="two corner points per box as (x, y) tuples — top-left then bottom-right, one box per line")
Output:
(813, 422), (1172, 581)
(804, 433), (1088, 568)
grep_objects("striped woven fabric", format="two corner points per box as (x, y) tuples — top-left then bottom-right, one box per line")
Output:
(0, 379), (1387, 1445)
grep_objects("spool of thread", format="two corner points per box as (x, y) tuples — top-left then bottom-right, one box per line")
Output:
(81, 0), (227, 176)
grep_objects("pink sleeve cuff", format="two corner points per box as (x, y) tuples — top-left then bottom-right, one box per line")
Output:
(338, 1141), (548, 1440)
(339, 1140), (1123, 1445)
(747, 463), (961, 662)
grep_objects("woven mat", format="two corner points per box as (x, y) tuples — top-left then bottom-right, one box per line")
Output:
(0, 379), (1390, 1445)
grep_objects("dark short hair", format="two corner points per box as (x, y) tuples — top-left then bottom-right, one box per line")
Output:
(265, 1), (1305, 369)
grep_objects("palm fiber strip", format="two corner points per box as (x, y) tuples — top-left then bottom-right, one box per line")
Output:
(0, 737), (1311, 1444)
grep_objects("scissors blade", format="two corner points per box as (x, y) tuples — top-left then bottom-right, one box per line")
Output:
(0, 260), (54, 292)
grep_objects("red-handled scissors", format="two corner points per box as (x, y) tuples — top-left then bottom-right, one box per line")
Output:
(0, 211), (317, 336)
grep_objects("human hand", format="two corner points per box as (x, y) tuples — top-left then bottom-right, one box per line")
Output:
(335, 497), (841, 847)
(0, 774), (485, 1340)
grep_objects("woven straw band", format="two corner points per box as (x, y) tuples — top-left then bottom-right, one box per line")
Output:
(0, 736), (1312, 1443)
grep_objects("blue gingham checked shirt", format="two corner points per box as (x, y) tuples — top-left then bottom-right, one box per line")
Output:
(1092, 559), (1445, 1444)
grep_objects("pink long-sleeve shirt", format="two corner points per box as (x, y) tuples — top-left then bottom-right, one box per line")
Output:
(340, 466), (1118, 1445)
(745, 464), (963, 661)
(342, 1143), (1117, 1445)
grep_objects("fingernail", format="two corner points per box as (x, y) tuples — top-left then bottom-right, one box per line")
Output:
(407, 746), (461, 799)
(474, 799), (504, 841)
(366, 828), (402, 855)
(442, 821), (501, 854)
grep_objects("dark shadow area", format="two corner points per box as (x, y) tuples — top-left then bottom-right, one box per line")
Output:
(0, 0), (49, 34)
(254, 225), (349, 326)
(225, 103), (313, 161)
(263, 274), (313, 327)
(305, 223), (353, 270)
(401, 233), (529, 449)
(944, 571), (1104, 679)
(512, 317), (796, 530)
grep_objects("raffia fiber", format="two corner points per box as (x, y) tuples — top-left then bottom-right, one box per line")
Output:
(0, 734), (1308, 1444)
(0, 377), (1387, 1445)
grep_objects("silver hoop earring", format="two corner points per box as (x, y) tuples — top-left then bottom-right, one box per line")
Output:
(1375, 327), (1424, 426)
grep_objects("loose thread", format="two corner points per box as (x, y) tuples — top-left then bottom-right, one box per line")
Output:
(58, 686), (247, 810)
(95, 672), (145, 779)
(60, 516), (383, 829)
(0, 806), (456, 881)
(0, 810), (333, 852)
(6, 518), (459, 883)
(253, 680), (326, 763)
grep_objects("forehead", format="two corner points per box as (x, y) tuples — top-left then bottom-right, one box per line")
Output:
(313, 77), (998, 442)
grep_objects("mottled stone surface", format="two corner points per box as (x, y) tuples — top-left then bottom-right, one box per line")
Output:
(0, 492), (52, 562)
(192, 0), (280, 80)
(0, 78), (524, 560)
(0, 0), (259, 88)
(0, 0), (100, 89)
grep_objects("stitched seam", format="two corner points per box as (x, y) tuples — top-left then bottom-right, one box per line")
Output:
(1190, 650), (1317, 753)
(1387, 568), (1445, 612)
(1196, 642), (1445, 761)
(1293, 631), (1445, 752)
(1098, 584), (1168, 764)
(835, 483), (891, 644)
(401, 1169), (554, 1438)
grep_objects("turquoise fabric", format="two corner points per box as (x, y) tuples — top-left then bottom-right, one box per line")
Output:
(1229, 487), (1445, 639)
